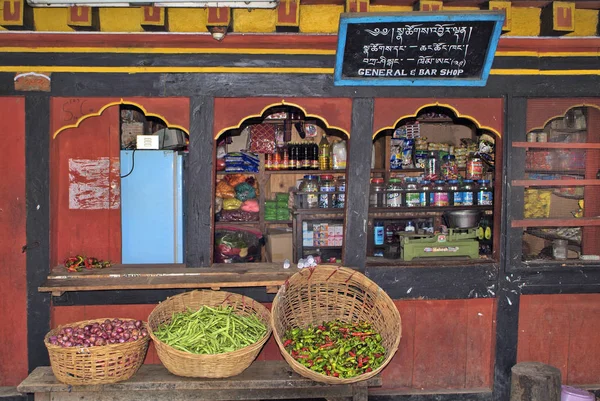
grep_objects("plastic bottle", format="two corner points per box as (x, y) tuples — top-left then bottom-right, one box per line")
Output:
(432, 180), (449, 207)
(420, 180), (432, 207)
(370, 178), (386, 208)
(318, 174), (335, 208)
(405, 177), (421, 207)
(477, 179), (493, 205)
(441, 154), (459, 180)
(299, 175), (319, 208)
(335, 176), (346, 208)
(374, 221), (384, 246)
(460, 179), (476, 206)
(386, 178), (403, 207)
(318, 134), (331, 170)
(447, 179), (461, 206)
(405, 221), (415, 232)
(425, 151), (440, 181)
(467, 153), (484, 180)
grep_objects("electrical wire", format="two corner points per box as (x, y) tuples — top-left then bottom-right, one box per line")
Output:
(120, 149), (136, 178)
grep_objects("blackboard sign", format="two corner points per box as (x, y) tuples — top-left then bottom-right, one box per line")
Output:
(334, 12), (504, 87)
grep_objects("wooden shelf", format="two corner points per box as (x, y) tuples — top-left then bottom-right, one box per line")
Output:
(513, 142), (600, 149)
(264, 220), (292, 225)
(302, 246), (343, 250)
(265, 169), (346, 175)
(39, 264), (296, 295)
(417, 117), (453, 123)
(369, 205), (493, 214)
(216, 171), (257, 175)
(525, 169), (587, 175)
(512, 217), (600, 228)
(215, 221), (260, 226)
(512, 179), (599, 187)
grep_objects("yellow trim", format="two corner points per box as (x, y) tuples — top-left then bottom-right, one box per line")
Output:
(214, 99), (350, 139)
(372, 102), (502, 139)
(490, 69), (600, 75)
(2, 66), (600, 76)
(53, 98), (189, 138)
(0, 46), (599, 57)
(0, 46), (336, 55)
(0, 66), (334, 74)
(529, 103), (600, 132)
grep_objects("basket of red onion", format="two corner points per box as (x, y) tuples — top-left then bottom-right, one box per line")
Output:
(45, 318), (150, 385)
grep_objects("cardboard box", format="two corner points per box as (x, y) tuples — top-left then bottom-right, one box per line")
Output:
(266, 229), (293, 263)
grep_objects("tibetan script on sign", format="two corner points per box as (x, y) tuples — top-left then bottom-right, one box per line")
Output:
(334, 12), (504, 87)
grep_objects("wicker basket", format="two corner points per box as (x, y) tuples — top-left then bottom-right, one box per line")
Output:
(45, 318), (150, 385)
(148, 290), (272, 378)
(271, 265), (401, 385)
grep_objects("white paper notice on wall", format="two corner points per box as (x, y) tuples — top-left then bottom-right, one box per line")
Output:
(69, 158), (120, 210)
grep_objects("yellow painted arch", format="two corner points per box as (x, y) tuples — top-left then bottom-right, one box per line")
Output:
(529, 103), (600, 133)
(372, 102), (502, 139)
(214, 99), (350, 140)
(53, 99), (190, 139)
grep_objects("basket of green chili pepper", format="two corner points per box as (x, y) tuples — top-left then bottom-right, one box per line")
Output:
(272, 265), (401, 384)
(148, 290), (271, 378)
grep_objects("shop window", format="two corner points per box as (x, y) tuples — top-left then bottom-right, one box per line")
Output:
(517, 107), (600, 264)
(213, 105), (349, 265)
(369, 106), (498, 265)
(119, 105), (188, 264)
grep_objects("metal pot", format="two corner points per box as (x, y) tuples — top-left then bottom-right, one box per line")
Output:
(443, 210), (482, 229)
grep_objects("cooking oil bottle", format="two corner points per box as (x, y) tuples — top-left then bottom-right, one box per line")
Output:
(318, 134), (330, 170)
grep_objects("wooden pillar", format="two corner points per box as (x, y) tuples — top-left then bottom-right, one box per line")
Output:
(510, 362), (561, 401)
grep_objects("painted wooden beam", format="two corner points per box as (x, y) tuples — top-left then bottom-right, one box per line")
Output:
(418, 0), (443, 12)
(345, 0), (369, 13)
(489, 0), (512, 31)
(141, 6), (167, 31)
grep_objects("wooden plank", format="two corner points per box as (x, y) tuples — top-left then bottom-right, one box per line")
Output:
(0, 96), (28, 386)
(511, 218), (600, 228)
(564, 294), (600, 384)
(187, 96), (214, 266)
(512, 179), (600, 187)
(513, 142), (600, 149)
(26, 95), (52, 376)
(344, 98), (373, 270)
(18, 363), (381, 393)
(39, 272), (295, 293)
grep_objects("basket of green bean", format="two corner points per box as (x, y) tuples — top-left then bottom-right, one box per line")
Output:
(148, 290), (271, 378)
(271, 265), (401, 384)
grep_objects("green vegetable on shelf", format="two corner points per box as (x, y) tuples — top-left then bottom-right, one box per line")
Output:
(282, 320), (386, 379)
(154, 305), (267, 355)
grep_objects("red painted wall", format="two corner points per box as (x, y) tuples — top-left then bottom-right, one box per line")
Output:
(52, 298), (496, 391)
(518, 294), (600, 385)
(0, 97), (28, 386)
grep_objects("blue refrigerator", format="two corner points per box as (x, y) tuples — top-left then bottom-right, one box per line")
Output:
(120, 150), (184, 264)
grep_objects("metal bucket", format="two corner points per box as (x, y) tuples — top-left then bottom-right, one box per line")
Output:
(443, 210), (482, 229)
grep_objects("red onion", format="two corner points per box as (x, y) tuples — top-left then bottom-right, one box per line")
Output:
(49, 319), (145, 348)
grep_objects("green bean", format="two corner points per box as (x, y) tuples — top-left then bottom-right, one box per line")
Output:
(155, 305), (267, 355)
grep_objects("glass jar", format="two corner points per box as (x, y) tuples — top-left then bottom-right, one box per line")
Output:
(441, 154), (459, 180)
(299, 175), (319, 208)
(466, 153), (484, 180)
(460, 179), (476, 206)
(447, 179), (460, 206)
(335, 176), (346, 208)
(476, 179), (493, 206)
(420, 180), (432, 207)
(432, 180), (449, 207)
(318, 174), (335, 208)
(370, 178), (386, 208)
(405, 177), (421, 207)
(386, 178), (403, 208)
(425, 151), (441, 181)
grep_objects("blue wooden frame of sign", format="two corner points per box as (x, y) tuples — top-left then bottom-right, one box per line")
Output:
(334, 11), (505, 87)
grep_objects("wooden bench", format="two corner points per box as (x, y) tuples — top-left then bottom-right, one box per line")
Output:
(18, 361), (381, 401)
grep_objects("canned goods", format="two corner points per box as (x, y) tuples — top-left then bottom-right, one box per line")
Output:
(526, 132), (537, 142)
(537, 132), (548, 142)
